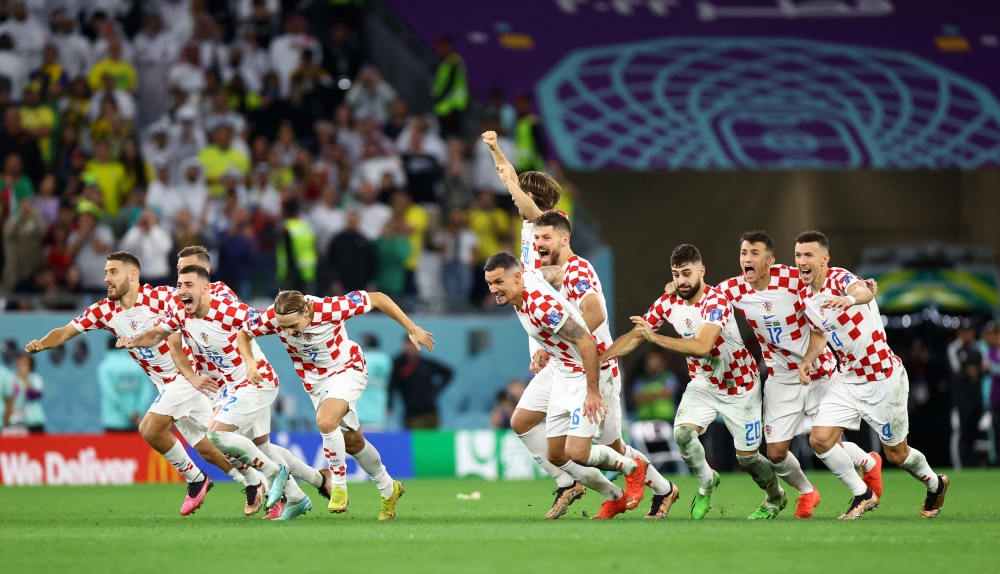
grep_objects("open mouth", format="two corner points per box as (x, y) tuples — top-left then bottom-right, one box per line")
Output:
(537, 246), (551, 265)
(743, 264), (756, 280)
(798, 267), (813, 282)
(179, 293), (194, 308)
(494, 292), (507, 305)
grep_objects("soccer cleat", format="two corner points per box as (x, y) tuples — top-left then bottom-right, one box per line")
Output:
(838, 489), (879, 520)
(690, 471), (720, 520)
(590, 494), (628, 520)
(748, 491), (787, 520)
(328, 486), (349, 513)
(265, 465), (290, 509)
(378, 480), (406, 521)
(921, 474), (949, 519)
(623, 457), (648, 510)
(277, 496), (313, 521)
(863, 452), (883, 498)
(180, 475), (212, 516)
(243, 482), (264, 516)
(264, 497), (284, 520)
(645, 484), (680, 519)
(317, 469), (334, 500)
(793, 488), (821, 519)
(545, 481), (587, 520)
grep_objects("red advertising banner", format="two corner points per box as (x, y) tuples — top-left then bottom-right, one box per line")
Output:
(0, 433), (183, 486)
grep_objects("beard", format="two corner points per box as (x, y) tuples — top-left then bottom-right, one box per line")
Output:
(678, 278), (703, 301)
(108, 279), (129, 301)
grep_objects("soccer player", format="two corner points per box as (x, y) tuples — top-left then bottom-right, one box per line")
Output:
(121, 265), (313, 521)
(602, 244), (784, 520)
(484, 252), (647, 520)
(794, 231), (948, 519)
(711, 230), (881, 518)
(244, 289), (435, 520)
(531, 211), (679, 519)
(24, 252), (254, 516)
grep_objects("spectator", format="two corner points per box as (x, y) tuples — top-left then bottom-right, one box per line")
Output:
(358, 135), (405, 190)
(373, 215), (410, 299)
(1, 352), (45, 432)
(269, 14), (320, 97)
(467, 189), (510, 306)
(169, 105), (206, 163)
(98, 336), (154, 432)
(430, 36), (468, 138)
(168, 43), (207, 96)
(390, 188), (428, 296)
(389, 335), (453, 429)
(175, 158), (209, 223)
(547, 158), (577, 223)
(512, 93), (547, 172)
(219, 43), (262, 93)
(241, 0), (279, 48)
(276, 197), (316, 292)
(272, 120), (298, 167)
(87, 37), (137, 93)
(133, 13), (176, 126)
(141, 120), (175, 177)
(399, 116), (447, 204)
(0, 34), (27, 103)
(1, 153), (35, 220)
(33, 173), (58, 225)
(327, 208), (375, 295)
(290, 48), (333, 114)
(0, 106), (45, 185)
(948, 319), (984, 467)
(382, 97), (409, 140)
(59, 79), (91, 136)
(2, 196), (44, 290)
(199, 121), (249, 197)
(442, 138), (473, 210)
(65, 204), (114, 293)
(84, 141), (127, 215)
(216, 206), (255, 296)
(434, 207), (478, 313)
(119, 138), (147, 196)
(235, 24), (271, 83)
(356, 333), (391, 430)
(13, 263), (58, 297)
(490, 380), (525, 429)
(171, 207), (210, 257)
(345, 64), (397, 126)
(247, 162), (282, 218)
(0, 1), (47, 72)
(309, 183), (344, 258)
(87, 72), (137, 122)
(36, 43), (70, 96)
(50, 14), (91, 82)
(631, 350), (678, 421)
(119, 208), (172, 286)
(321, 21), (361, 106)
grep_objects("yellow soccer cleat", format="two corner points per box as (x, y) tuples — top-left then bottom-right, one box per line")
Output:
(328, 486), (349, 514)
(378, 480), (405, 521)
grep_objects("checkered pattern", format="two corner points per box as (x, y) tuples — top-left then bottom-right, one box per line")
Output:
(642, 285), (758, 395)
(719, 265), (835, 381)
(560, 255), (618, 377)
(249, 292), (373, 392)
(210, 281), (238, 301)
(71, 284), (193, 388)
(800, 267), (900, 382)
(514, 272), (594, 373)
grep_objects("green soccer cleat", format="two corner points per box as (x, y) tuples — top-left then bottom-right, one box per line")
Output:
(748, 491), (788, 520)
(690, 471), (720, 520)
(378, 480), (406, 521)
(276, 496), (312, 521)
(328, 486), (349, 513)
(266, 465), (290, 509)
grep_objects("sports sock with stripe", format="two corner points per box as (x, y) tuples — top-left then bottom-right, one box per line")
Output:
(772, 452), (814, 495)
(816, 444), (867, 496)
(558, 461), (623, 501)
(841, 441), (876, 472)
(586, 444), (638, 475)
(256, 442), (308, 504)
(321, 428), (348, 489)
(163, 440), (203, 483)
(268, 444), (323, 488)
(898, 447), (939, 492)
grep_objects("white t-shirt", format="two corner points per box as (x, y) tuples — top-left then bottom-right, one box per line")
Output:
(68, 225), (116, 290)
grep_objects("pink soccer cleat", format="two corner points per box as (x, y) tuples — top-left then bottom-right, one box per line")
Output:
(264, 497), (285, 520)
(180, 476), (213, 516)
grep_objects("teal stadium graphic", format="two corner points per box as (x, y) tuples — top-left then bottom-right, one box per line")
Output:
(537, 38), (1000, 169)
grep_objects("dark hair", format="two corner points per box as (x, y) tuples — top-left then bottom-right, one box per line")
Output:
(284, 197), (301, 217)
(177, 264), (210, 283)
(670, 244), (702, 268)
(739, 230), (775, 254)
(535, 210), (571, 235)
(794, 230), (829, 250)
(484, 252), (520, 273)
(518, 171), (561, 211)
(107, 251), (142, 273)
(177, 245), (211, 265)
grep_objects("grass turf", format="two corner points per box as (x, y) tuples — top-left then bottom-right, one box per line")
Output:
(2, 469), (999, 573)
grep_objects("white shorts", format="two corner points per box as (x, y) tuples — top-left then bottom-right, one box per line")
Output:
(309, 369), (367, 432)
(675, 378), (763, 452)
(762, 369), (833, 443)
(516, 363), (555, 414)
(213, 383), (277, 438)
(812, 366), (910, 447)
(545, 367), (621, 445)
(146, 379), (213, 447)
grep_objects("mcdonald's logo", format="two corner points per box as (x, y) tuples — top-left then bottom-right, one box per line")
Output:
(146, 449), (184, 483)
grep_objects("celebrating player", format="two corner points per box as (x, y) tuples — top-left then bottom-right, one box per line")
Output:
(244, 289), (435, 520)
(484, 252), (647, 520)
(24, 252), (262, 515)
(794, 231), (948, 519)
(121, 265), (313, 521)
(603, 244), (784, 520)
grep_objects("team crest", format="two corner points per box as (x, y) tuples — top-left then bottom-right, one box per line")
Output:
(129, 320), (139, 332)
(764, 425), (772, 438)
(304, 333), (314, 342)
(763, 301), (773, 313)
(684, 318), (694, 331)
(200, 332), (209, 344)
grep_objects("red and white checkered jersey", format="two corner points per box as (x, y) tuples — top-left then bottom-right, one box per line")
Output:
(800, 267), (899, 383)
(520, 219), (540, 270)
(210, 281), (237, 300)
(515, 270), (594, 375)
(72, 284), (191, 390)
(560, 255), (618, 378)
(642, 285), (758, 395)
(718, 265), (836, 382)
(248, 291), (373, 392)
(161, 295), (277, 391)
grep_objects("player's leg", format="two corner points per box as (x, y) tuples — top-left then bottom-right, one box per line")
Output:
(723, 383), (785, 519)
(597, 378), (655, 510)
(762, 379), (818, 517)
(512, 367), (577, 489)
(316, 395), (352, 512)
(808, 374), (880, 491)
(673, 381), (720, 518)
(547, 435), (625, 508)
(344, 427), (404, 520)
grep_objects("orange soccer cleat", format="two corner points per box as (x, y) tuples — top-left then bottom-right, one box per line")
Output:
(591, 494), (628, 520)
(793, 488), (821, 519)
(863, 452), (883, 498)
(624, 458), (648, 510)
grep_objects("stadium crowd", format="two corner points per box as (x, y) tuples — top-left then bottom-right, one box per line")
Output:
(0, 0), (569, 312)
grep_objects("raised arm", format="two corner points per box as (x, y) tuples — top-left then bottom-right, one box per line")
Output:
(482, 130), (543, 222)
(556, 317), (606, 424)
(24, 324), (81, 354)
(369, 291), (436, 351)
(632, 316), (721, 358)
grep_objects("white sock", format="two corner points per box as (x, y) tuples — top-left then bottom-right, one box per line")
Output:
(208, 431), (280, 478)
(321, 428), (348, 489)
(163, 440), (203, 483)
(623, 444), (673, 496)
(586, 444), (638, 475)
(224, 453), (260, 486)
(898, 447), (940, 492)
(674, 425), (715, 494)
(816, 444), (867, 496)
(558, 460), (622, 501)
(841, 441), (876, 472)
(517, 424), (575, 488)
(267, 444), (323, 488)
(738, 453), (784, 502)
(256, 442), (308, 503)
(773, 452), (814, 495)
(352, 442), (395, 498)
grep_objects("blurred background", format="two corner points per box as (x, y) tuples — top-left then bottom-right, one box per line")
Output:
(0, 0), (998, 480)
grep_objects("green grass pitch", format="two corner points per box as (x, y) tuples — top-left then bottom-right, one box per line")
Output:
(2, 469), (999, 573)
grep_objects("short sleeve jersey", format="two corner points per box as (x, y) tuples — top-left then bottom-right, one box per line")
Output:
(515, 270), (591, 374)
(520, 219), (540, 270)
(560, 255), (618, 377)
(718, 265), (836, 382)
(161, 295), (277, 391)
(800, 267), (899, 383)
(72, 284), (188, 389)
(642, 285), (758, 395)
(248, 291), (373, 392)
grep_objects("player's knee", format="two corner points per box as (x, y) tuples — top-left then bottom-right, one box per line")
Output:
(808, 432), (833, 454)
(509, 410), (535, 435)
(884, 446), (907, 466)
(316, 414), (341, 434)
(766, 443), (788, 463)
(206, 430), (224, 446)
(547, 451), (569, 467)
(566, 444), (590, 466)
(674, 425), (696, 448)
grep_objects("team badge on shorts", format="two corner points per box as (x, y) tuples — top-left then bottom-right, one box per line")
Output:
(764, 424), (772, 438)
(763, 301), (773, 313)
